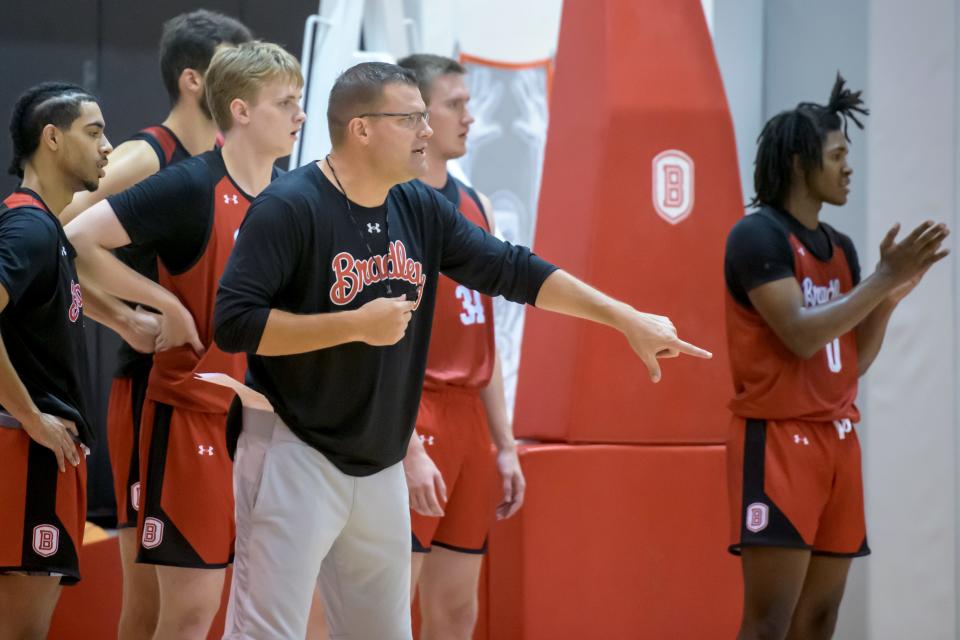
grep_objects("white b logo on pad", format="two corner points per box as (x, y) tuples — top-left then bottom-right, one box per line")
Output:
(652, 150), (694, 225)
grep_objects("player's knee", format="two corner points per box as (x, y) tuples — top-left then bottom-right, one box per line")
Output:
(161, 610), (217, 640)
(433, 591), (479, 635)
(119, 595), (160, 636)
(2, 617), (53, 640)
(740, 605), (793, 640)
(159, 594), (221, 638)
(790, 600), (842, 639)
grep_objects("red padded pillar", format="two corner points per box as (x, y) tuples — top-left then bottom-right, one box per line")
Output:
(485, 444), (741, 639)
(514, 0), (742, 444)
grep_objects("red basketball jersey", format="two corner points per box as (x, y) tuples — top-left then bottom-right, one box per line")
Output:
(148, 160), (255, 413)
(422, 180), (495, 390)
(726, 228), (860, 422)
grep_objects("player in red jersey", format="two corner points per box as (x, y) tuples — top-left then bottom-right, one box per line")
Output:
(59, 12), (251, 639)
(396, 54), (519, 640)
(724, 74), (949, 640)
(66, 42), (304, 639)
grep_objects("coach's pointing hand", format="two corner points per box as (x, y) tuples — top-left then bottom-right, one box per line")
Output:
(357, 295), (416, 346)
(620, 310), (712, 383)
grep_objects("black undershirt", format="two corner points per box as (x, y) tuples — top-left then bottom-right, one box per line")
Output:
(725, 205), (861, 308)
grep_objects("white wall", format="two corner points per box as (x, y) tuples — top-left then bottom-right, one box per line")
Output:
(712, 0), (764, 208)
(863, 1), (958, 637)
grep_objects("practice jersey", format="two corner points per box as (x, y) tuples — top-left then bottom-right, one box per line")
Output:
(109, 149), (277, 413)
(113, 125), (192, 377)
(0, 190), (93, 444)
(422, 174), (495, 390)
(725, 206), (861, 422)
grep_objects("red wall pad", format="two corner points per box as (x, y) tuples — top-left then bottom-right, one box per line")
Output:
(48, 537), (122, 638)
(485, 444), (740, 639)
(514, 0), (742, 444)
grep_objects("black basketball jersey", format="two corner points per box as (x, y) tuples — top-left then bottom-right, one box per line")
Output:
(0, 189), (93, 444)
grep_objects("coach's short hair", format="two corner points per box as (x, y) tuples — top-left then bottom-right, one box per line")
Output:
(396, 54), (465, 105)
(204, 41), (303, 132)
(327, 62), (419, 147)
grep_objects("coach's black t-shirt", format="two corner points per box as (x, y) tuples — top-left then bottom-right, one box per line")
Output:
(724, 206), (861, 308)
(112, 125), (192, 377)
(0, 189), (93, 444)
(215, 163), (557, 476)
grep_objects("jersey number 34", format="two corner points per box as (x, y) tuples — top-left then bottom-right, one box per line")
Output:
(456, 285), (486, 326)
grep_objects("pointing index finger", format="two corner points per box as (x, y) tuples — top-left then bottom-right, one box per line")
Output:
(674, 338), (712, 359)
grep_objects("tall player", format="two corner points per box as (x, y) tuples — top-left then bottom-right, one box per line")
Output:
(725, 74), (949, 640)
(214, 61), (711, 640)
(60, 11), (251, 639)
(396, 54), (518, 639)
(0, 81), (126, 638)
(66, 43), (304, 639)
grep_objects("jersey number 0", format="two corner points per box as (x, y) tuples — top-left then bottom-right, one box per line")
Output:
(825, 337), (842, 373)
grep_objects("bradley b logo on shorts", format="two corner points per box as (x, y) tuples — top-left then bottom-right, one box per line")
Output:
(142, 517), (164, 549)
(746, 502), (769, 533)
(32, 524), (59, 557)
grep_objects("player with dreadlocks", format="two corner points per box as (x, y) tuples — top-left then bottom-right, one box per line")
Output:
(724, 73), (949, 639)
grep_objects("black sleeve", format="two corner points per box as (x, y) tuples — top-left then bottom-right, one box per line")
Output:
(0, 212), (56, 305)
(430, 188), (557, 305)
(215, 194), (304, 354)
(127, 131), (166, 168)
(107, 161), (211, 273)
(836, 232), (862, 286)
(724, 214), (795, 305)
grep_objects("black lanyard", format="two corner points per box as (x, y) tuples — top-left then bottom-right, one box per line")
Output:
(325, 155), (393, 295)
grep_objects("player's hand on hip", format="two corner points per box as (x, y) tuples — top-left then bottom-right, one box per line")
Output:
(495, 445), (525, 520)
(120, 305), (161, 354)
(876, 221), (950, 287)
(621, 311), (712, 383)
(156, 299), (204, 355)
(403, 444), (446, 517)
(22, 414), (81, 472)
(356, 295), (416, 346)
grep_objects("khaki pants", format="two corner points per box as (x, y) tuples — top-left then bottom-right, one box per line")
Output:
(223, 408), (412, 639)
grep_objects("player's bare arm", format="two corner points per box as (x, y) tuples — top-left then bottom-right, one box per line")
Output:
(749, 220), (949, 360)
(404, 432), (447, 517)
(59, 139), (161, 225)
(533, 269), (712, 382)
(0, 284), (80, 472)
(65, 201), (202, 353)
(475, 191), (525, 518)
(80, 280), (161, 354)
(481, 354), (525, 520)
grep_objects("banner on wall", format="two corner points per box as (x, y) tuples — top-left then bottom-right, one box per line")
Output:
(456, 54), (553, 417)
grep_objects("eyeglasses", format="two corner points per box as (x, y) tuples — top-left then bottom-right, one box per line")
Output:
(356, 111), (430, 129)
